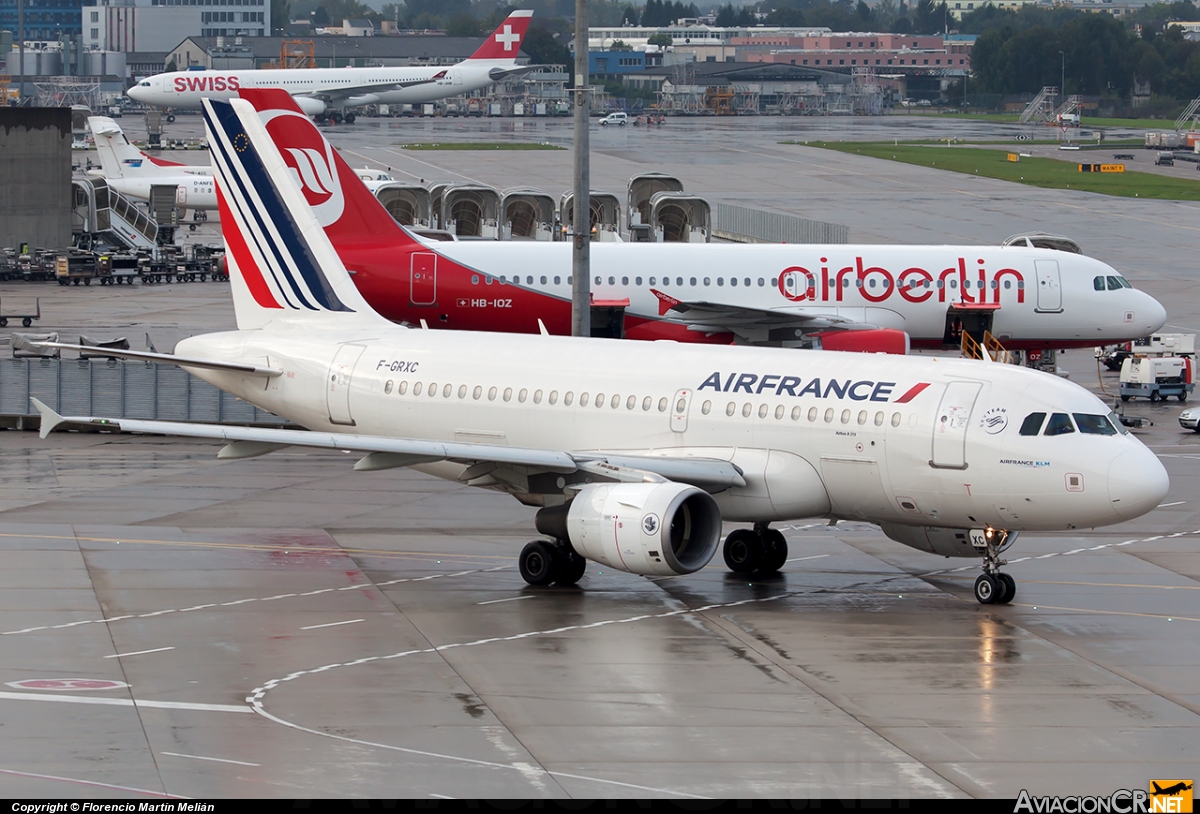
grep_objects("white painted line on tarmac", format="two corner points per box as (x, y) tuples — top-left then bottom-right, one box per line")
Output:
(477, 596), (534, 606)
(301, 619), (365, 630)
(0, 768), (187, 798)
(786, 554), (831, 563)
(1158, 501), (1186, 507)
(104, 646), (175, 659)
(0, 690), (250, 713)
(161, 751), (260, 767)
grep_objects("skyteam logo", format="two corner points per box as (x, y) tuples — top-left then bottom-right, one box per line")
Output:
(257, 107), (345, 227)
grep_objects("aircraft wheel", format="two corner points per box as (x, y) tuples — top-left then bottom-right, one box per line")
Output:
(974, 574), (1001, 605)
(759, 528), (788, 573)
(0, 318), (6, 327)
(22, 318), (32, 327)
(997, 574), (1016, 604)
(554, 548), (587, 586)
(723, 529), (763, 574)
(345, 113), (356, 124)
(166, 114), (175, 123)
(331, 111), (344, 124)
(519, 540), (558, 586)
(189, 224), (197, 231)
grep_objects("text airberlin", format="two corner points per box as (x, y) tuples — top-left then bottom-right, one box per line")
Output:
(1015, 789), (1150, 814)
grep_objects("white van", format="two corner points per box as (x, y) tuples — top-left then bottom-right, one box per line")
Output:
(599, 112), (628, 126)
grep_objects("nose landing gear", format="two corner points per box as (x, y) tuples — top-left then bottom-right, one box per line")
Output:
(972, 527), (1016, 605)
(722, 523), (789, 575)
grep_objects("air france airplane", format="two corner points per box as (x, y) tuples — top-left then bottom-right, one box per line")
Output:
(244, 89), (1168, 351)
(34, 97), (1170, 606)
(127, 11), (535, 123)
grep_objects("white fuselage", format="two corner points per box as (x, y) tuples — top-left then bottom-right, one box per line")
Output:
(179, 321), (1166, 534)
(107, 174), (218, 210)
(400, 239), (1166, 349)
(129, 62), (508, 111)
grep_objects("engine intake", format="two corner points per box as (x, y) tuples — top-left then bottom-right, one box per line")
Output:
(537, 483), (722, 577)
(292, 96), (327, 116)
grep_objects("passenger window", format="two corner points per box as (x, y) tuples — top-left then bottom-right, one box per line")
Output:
(731, 277), (738, 287)
(594, 393), (603, 407)
(533, 389), (542, 404)
(626, 395), (636, 410)
(1019, 412), (1046, 436)
(550, 390), (559, 405)
(792, 406), (802, 420)
(518, 388), (527, 403)
(891, 412), (901, 427)
(690, 277), (697, 286)
(526, 276), (533, 285)
(503, 387), (512, 402)
(579, 393), (589, 407)
(622, 277), (628, 285)
(635, 277), (642, 286)
(858, 410), (867, 425)
(458, 385), (467, 399)
(471, 275), (479, 285)
(757, 278), (764, 287)
(775, 405), (785, 420)
(649, 277), (656, 286)
(642, 396), (652, 411)
(726, 402), (736, 416)
(1074, 413), (1117, 435)
(413, 382), (423, 396)
(704, 277), (711, 286)
(758, 404), (768, 418)
(742, 403), (752, 418)
(442, 384), (451, 398)
(488, 386), (497, 401)
(808, 407), (818, 422)
(472, 385), (482, 400)
(1107, 276), (1122, 291)
(658, 398), (668, 412)
(824, 408), (834, 423)
(612, 395), (622, 409)
(874, 411), (884, 426)
(427, 382), (436, 396)
(384, 380), (393, 394)
(1044, 413), (1075, 436)
(701, 400), (712, 415)
(540, 276), (547, 285)
(564, 391), (573, 406)
(841, 409), (851, 424)
(717, 278), (724, 286)
(398, 381), (408, 395)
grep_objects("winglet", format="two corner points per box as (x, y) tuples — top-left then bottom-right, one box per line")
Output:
(31, 397), (66, 439)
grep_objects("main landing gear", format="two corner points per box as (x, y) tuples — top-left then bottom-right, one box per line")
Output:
(973, 527), (1016, 605)
(722, 523), (788, 575)
(519, 539), (587, 587)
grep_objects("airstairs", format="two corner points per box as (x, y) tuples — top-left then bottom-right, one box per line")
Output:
(1019, 86), (1058, 124)
(71, 177), (159, 251)
(962, 331), (1015, 364)
(1176, 96), (1200, 134)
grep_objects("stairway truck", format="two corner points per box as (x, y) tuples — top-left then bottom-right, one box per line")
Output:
(54, 252), (97, 287)
(1119, 355), (1195, 402)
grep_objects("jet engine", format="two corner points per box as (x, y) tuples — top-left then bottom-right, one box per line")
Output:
(537, 483), (722, 577)
(881, 523), (1018, 558)
(292, 96), (327, 117)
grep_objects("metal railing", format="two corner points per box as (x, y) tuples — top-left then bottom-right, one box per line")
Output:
(0, 358), (285, 424)
(713, 203), (848, 245)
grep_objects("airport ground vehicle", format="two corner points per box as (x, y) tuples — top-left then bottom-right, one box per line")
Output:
(1098, 333), (1195, 371)
(55, 251), (98, 286)
(1119, 355), (1194, 402)
(599, 112), (628, 126)
(32, 96), (1171, 608)
(0, 297), (40, 328)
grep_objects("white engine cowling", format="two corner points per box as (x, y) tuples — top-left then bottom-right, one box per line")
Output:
(565, 483), (722, 576)
(292, 96), (327, 116)
(881, 523), (1018, 558)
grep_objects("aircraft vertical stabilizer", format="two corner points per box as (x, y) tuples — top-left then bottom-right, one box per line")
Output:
(202, 97), (387, 331)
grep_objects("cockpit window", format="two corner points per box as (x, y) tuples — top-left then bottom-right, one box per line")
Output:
(1019, 412), (1046, 436)
(1044, 413), (1075, 436)
(1107, 276), (1124, 291)
(140, 81), (151, 87)
(1107, 411), (1130, 435)
(1074, 413), (1117, 435)
(1094, 276), (1105, 291)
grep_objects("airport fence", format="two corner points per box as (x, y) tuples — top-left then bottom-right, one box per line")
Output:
(713, 203), (849, 245)
(0, 358), (286, 425)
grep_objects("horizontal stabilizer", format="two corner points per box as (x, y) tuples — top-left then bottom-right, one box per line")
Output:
(31, 342), (282, 377)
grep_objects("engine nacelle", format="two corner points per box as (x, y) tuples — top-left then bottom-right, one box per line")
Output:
(292, 96), (327, 116)
(881, 523), (1018, 558)
(541, 483), (722, 577)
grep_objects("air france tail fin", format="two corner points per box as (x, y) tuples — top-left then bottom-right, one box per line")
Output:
(202, 97), (387, 331)
(239, 88), (422, 253)
(468, 10), (533, 62)
(88, 116), (189, 179)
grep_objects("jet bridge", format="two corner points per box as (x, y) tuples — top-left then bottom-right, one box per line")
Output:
(648, 191), (710, 243)
(440, 184), (501, 239)
(375, 183), (433, 229)
(558, 190), (622, 242)
(627, 172), (683, 229)
(500, 187), (555, 241)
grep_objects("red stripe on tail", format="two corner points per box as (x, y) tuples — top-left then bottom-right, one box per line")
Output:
(216, 186), (282, 310)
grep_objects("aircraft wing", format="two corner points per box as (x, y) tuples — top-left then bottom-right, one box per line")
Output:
(652, 290), (865, 343)
(31, 400), (746, 493)
(297, 70), (448, 104)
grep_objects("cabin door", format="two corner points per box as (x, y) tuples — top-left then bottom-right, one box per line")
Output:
(327, 344), (366, 426)
(1035, 259), (1062, 312)
(931, 381), (981, 470)
(410, 252), (437, 305)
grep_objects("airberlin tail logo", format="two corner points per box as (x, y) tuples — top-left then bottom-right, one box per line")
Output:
(259, 107), (345, 227)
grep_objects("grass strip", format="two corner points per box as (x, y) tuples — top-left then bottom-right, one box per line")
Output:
(803, 141), (1200, 201)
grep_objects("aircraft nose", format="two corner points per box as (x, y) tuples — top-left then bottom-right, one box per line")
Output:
(1108, 447), (1169, 520)
(1136, 290), (1168, 334)
(127, 85), (145, 103)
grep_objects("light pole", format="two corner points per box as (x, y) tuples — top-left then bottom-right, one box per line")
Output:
(1059, 50), (1065, 103)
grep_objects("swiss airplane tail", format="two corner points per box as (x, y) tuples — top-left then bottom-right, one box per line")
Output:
(202, 97), (386, 331)
(468, 10), (533, 61)
(239, 88), (421, 253)
(88, 116), (188, 179)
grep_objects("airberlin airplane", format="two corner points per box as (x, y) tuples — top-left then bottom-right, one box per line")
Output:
(127, 10), (536, 123)
(243, 89), (1167, 352)
(34, 96), (1170, 605)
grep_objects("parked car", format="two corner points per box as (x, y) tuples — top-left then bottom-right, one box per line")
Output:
(599, 112), (628, 126)
(1179, 405), (1200, 431)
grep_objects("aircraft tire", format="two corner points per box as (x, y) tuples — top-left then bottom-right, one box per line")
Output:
(723, 529), (763, 574)
(554, 549), (587, 586)
(519, 540), (558, 586)
(759, 529), (788, 573)
(974, 573), (1001, 604)
(345, 113), (356, 124)
(997, 574), (1016, 604)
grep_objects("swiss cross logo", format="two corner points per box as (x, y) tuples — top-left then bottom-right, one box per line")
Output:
(495, 24), (520, 51)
